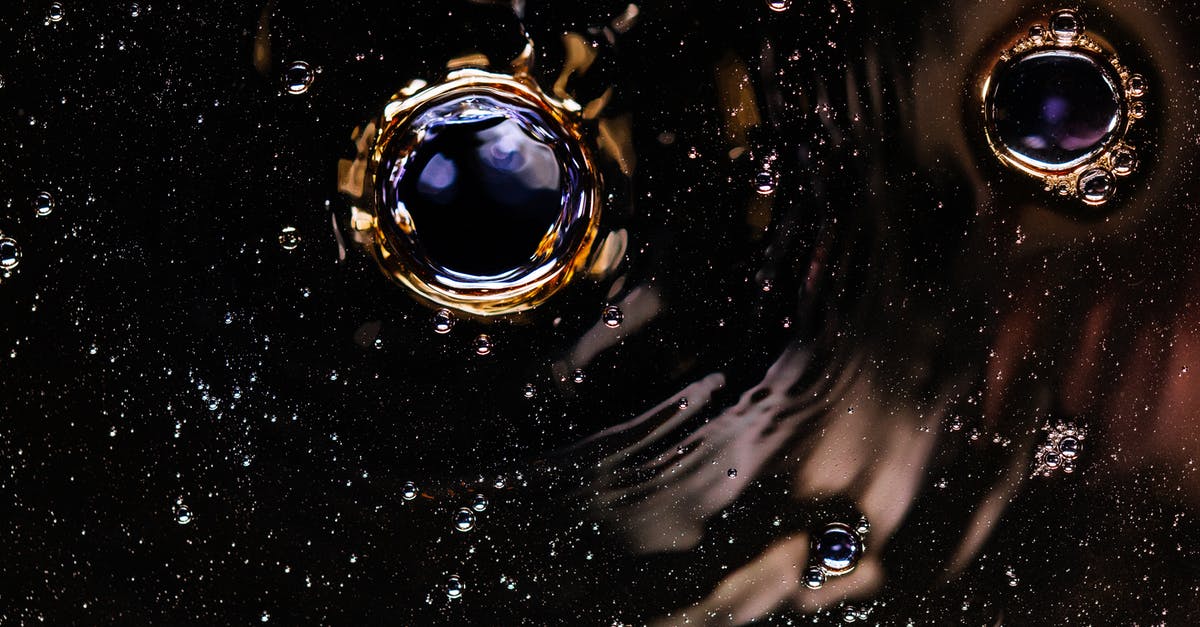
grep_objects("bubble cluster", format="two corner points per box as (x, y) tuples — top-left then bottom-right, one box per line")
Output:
(983, 8), (1146, 206)
(1033, 421), (1085, 477)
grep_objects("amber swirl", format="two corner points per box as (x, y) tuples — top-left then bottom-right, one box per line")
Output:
(979, 9), (1146, 206)
(345, 67), (601, 316)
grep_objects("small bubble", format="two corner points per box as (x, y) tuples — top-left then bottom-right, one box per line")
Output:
(471, 493), (488, 512)
(802, 565), (826, 589)
(1059, 435), (1080, 458)
(278, 226), (301, 250)
(453, 508), (476, 532)
(0, 237), (22, 271)
(401, 481), (418, 500)
(766, 0), (792, 11)
(522, 383), (535, 399)
(1111, 148), (1137, 176)
(34, 191), (54, 217)
(1028, 24), (1046, 40)
(1129, 100), (1146, 119)
(174, 504), (193, 525)
(572, 369), (586, 384)
(473, 334), (493, 356)
(493, 476), (506, 489)
(433, 308), (455, 334)
(48, 2), (64, 22)
(1127, 73), (1147, 97)
(1049, 9), (1083, 43)
(283, 61), (315, 95)
(813, 523), (863, 574)
(260, 611), (270, 622)
(726, 468), (738, 478)
(130, 3), (140, 17)
(677, 397), (689, 410)
(446, 575), (465, 599)
(1077, 168), (1114, 204)
(602, 305), (624, 328)
(754, 169), (777, 195)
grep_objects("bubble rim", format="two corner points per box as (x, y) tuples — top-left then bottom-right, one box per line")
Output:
(979, 9), (1146, 206)
(363, 68), (601, 316)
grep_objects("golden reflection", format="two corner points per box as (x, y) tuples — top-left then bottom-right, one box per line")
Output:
(339, 63), (601, 316)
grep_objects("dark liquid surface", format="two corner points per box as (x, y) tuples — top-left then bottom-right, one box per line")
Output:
(1, 1), (1197, 625)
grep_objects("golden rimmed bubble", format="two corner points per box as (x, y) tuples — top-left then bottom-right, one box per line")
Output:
(343, 58), (601, 317)
(980, 9), (1147, 206)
